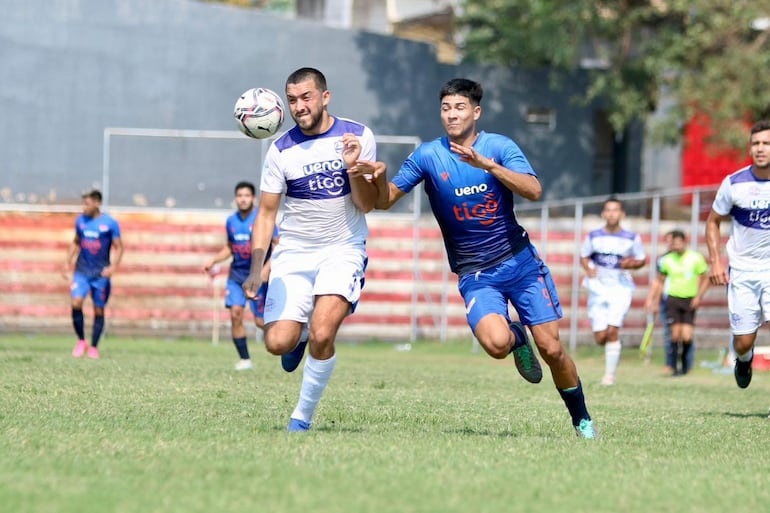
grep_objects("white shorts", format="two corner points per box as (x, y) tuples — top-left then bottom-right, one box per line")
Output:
(263, 243), (367, 325)
(727, 268), (770, 335)
(586, 281), (633, 332)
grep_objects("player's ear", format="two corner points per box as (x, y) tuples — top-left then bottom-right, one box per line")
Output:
(322, 89), (331, 108)
(473, 105), (481, 121)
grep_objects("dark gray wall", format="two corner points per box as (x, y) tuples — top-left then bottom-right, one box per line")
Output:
(1, 0), (632, 208)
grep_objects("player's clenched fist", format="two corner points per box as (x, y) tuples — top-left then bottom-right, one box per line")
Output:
(242, 268), (263, 299)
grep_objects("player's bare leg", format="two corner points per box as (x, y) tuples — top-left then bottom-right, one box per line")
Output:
(734, 332), (758, 389)
(284, 294), (349, 432)
(230, 305), (252, 370)
(473, 313), (542, 383)
(70, 296), (88, 357)
(530, 320), (597, 439)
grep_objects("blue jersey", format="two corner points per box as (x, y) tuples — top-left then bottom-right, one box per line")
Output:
(225, 208), (278, 283)
(74, 213), (121, 278)
(392, 131), (534, 275)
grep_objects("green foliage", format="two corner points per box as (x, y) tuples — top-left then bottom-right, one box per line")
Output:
(2, 335), (770, 512)
(460, 0), (770, 149)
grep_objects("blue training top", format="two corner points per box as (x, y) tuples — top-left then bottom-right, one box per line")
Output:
(225, 208), (278, 283)
(392, 131), (534, 275)
(74, 213), (121, 278)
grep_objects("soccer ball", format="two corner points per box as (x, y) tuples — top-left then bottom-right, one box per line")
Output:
(233, 87), (285, 139)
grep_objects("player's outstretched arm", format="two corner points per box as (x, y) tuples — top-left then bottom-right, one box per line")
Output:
(243, 192), (281, 298)
(364, 163), (406, 210)
(204, 244), (233, 274)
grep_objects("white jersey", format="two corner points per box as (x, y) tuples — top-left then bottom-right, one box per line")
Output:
(260, 117), (376, 251)
(581, 227), (646, 289)
(712, 165), (770, 271)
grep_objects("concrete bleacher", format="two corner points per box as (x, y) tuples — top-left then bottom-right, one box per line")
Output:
(0, 209), (730, 345)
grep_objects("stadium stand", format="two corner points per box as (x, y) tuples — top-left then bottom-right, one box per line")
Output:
(0, 210), (729, 344)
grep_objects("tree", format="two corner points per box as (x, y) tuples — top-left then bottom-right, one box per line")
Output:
(459, 0), (770, 149)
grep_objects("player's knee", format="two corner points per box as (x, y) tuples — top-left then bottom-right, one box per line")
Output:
(263, 337), (287, 356)
(478, 332), (510, 359)
(309, 325), (336, 347)
(536, 338), (566, 366)
(230, 308), (244, 324)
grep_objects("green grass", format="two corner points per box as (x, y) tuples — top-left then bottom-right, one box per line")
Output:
(1, 334), (769, 513)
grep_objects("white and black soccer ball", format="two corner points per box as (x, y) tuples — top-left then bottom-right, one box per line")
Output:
(233, 87), (285, 139)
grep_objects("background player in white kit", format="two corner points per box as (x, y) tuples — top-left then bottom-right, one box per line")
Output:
(580, 197), (646, 385)
(706, 120), (770, 390)
(242, 67), (378, 431)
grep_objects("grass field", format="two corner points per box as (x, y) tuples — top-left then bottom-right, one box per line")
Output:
(2, 334), (770, 513)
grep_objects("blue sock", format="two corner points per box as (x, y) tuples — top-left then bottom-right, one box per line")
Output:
(91, 315), (105, 347)
(558, 380), (591, 426)
(233, 337), (249, 359)
(72, 309), (85, 340)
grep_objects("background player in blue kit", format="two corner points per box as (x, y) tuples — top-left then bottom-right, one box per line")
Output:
(204, 181), (279, 370)
(62, 189), (123, 359)
(361, 78), (596, 439)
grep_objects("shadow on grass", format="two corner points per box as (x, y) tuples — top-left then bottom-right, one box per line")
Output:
(443, 427), (523, 438)
(720, 411), (769, 419)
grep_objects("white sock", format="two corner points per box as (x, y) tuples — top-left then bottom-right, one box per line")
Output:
(605, 340), (621, 377)
(290, 354), (336, 424)
(737, 349), (754, 362)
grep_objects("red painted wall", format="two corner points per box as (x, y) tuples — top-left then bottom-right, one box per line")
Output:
(682, 114), (752, 188)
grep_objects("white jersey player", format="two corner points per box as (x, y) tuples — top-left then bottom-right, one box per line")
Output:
(243, 67), (378, 431)
(580, 197), (646, 385)
(706, 119), (770, 390)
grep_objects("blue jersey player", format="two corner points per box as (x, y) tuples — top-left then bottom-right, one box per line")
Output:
(204, 181), (279, 370)
(63, 189), (124, 360)
(361, 78), (597, 439)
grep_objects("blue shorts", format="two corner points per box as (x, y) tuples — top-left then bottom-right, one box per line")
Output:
(70, 271), (111, 308)
(458, 245), (562, 332)
(225, 278), (267, 319)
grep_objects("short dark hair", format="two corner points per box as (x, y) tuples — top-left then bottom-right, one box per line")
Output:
(234, 181), (255, 195)
(669, 229), (686, 241)
(750, 120), (770, 136)
(440, 78), (483, 107)
(82, 189), (102, 202)
(603, 196), (623, 210)
(286, 67), (327, 92)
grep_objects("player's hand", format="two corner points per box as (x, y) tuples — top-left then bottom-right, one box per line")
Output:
(341, 133), (362, 169)
(709, 261), (729, 286)
(348, 160), (381, 180)
(690, 296), (702, 309)
(101, 266), (115, 278)
(449, 141), (493, 170)
(644, 298), (658, 314)
(61, 265), (71, 281)
(242, 268), (263, 300)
